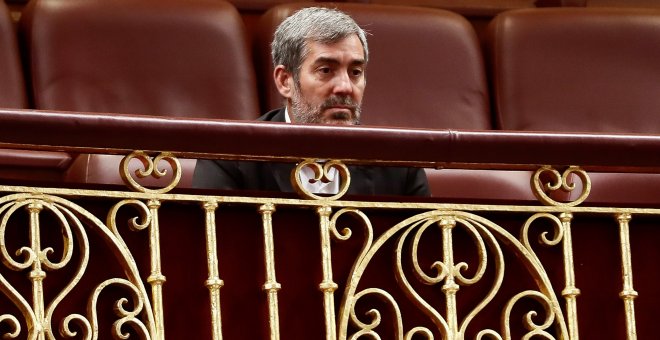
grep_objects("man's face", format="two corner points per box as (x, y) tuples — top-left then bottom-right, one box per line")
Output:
(288, 34), (366, 125)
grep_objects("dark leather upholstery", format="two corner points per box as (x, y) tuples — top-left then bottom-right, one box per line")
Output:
(257, 3), (538, 201)
(3, 109), (660, 172)
(0, 2), (25, 109)
(21, 0), (260, 188)
(490, 8), (660, 133)
(489, 8), (660, 204)
(0, 2), (71, 182)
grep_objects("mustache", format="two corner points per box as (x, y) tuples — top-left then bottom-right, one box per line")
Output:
(319, 95), (358, 113)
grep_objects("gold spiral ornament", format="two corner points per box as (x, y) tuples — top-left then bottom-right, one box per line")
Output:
(531, 166), (591, 207)
(119, 151), (182, 194)
(334, 209), (571, 339)
(291, 159), (351, 200)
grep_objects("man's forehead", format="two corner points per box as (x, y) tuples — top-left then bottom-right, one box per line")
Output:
(304, 35), (366, 63)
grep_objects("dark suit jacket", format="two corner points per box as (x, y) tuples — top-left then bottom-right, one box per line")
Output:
(192, 109), (430, 196)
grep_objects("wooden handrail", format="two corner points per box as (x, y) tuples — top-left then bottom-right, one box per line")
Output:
(0, 108), (659, 172)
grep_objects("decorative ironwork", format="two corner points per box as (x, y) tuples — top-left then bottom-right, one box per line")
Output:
(203, 200), (224, 340)
(291, 159), (351, 200)
(120, 151), (182, 194)
(532, 166), (591, 207)
(617, 213), (638, 340)
(0, 193), (157, 339)
(559, 212), (580, 340)
(260, 203), (281, 340)
(62, 278), (153, 339)
(318, 205), (339, 340)
(334, 209), (571, 339)
(0, 156), (654, 339)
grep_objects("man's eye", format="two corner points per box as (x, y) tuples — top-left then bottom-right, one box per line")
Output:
(319, 67), (331, 74)
(352, 68), (363, 77)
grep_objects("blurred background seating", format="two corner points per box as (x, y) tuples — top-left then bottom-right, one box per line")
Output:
(19, 0), (260, 188)
(0, 0), (658, 203)
(488, 7), (660, 204)
(0, 0), (71, 183)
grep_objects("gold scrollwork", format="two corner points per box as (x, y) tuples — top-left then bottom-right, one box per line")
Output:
(0, 196), (83, 340)
(337, 210), (569, 339)
(0, 314), (20, 338)
(397, 216), (505, 337)
(329, 208), (373, 250)
(475, 291), (558, 340)
(504, 290), (558, 339)
(348, 288), (435, 339)
(0, 193), (156, 339)
(291, 159), (351, 200)
(532, 166), (591, 207)
(120, 151), (182, 194)
(107, 199), (152, 235)
(521, 213), (564, 255)
(61, 278), (153, 339)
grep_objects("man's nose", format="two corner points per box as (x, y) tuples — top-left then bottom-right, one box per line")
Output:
(332, 71), (353, 95)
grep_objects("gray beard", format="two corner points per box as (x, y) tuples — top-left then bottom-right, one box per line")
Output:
(290, 87), (361, 125)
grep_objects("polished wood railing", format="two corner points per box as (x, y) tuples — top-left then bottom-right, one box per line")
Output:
(0, 108), (658, 339)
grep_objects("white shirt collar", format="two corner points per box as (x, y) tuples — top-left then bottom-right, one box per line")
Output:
(284, 106), (291, 123)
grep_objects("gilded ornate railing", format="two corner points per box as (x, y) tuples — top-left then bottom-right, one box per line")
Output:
(0, 154), (653, 339)
(0, 109), (658, 339)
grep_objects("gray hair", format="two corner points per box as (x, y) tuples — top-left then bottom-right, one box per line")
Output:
(271, 7), (369, 79)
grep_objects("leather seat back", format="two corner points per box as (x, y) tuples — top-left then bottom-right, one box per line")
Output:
(23, 0), (259, 119)
(490, 8), (660, 134)
(489, 8), (660, 205)
(0, 3), (26, 109)
(21, 0), (260, 189)
(0, 2), (72, 182)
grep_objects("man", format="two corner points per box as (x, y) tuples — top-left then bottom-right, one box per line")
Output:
(193, 7), (429, 196)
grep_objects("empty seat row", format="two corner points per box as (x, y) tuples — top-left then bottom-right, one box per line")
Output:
(2, 0), (660, 204)
(488, 7), (660, 205)
(20, 0), (259, 188)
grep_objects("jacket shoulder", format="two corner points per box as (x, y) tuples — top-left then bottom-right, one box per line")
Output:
(258, 108), (285, 122)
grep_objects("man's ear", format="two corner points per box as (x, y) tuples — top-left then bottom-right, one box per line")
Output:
(273, 65), (294, 99)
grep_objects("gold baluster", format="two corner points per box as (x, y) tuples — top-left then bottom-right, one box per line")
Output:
(559, 212), (580, 340)
(204, 200), (224, 340)
(616, 213), (638, 340)
(259, 203), (281, 340)
(318, 206), (338, 340)
(146, 199), (166, 340)
(27, 201), (46, 339)
(439, 216), (459, 339)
